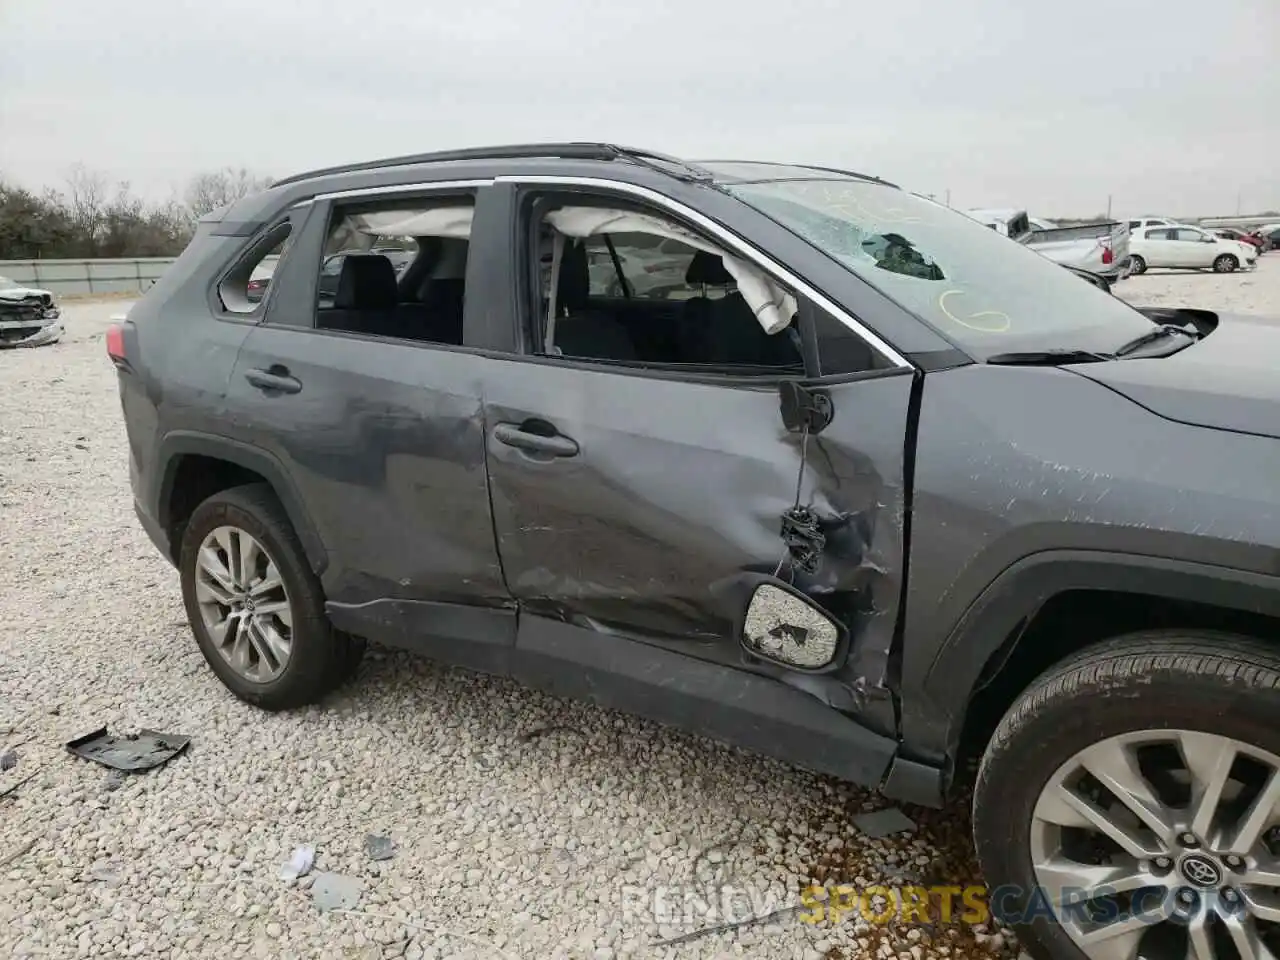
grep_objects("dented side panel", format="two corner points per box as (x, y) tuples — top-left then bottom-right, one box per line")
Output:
(482, 360), (914, 710)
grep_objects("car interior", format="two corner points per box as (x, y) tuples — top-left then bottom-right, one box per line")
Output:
(314, 201), (474, 345)
(302, 195), (881, 375)
(531, 203), (808, 373)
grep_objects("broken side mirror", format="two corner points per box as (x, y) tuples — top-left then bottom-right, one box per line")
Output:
(738, 578), (847, 672)
(779, 380), (833, 434)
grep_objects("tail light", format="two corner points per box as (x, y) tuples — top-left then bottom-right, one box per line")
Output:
(1101, 244), (1114, 265)
(106, 321), (129, 369)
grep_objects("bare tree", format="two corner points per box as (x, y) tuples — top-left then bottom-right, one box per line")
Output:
(185, 166), (273, 220)
(64, 163), (109, 251)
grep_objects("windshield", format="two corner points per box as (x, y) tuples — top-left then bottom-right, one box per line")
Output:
(0, 276), (17, 290)
(721, 178), (1156, 358)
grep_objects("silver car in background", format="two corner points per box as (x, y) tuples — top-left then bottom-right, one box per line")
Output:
(0, 275), (64, 348)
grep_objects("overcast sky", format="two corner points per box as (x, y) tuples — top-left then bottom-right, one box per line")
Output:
(2, 0), (1277, 217)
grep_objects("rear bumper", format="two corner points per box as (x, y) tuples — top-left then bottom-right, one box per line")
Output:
(1098, 258), (1130, 281)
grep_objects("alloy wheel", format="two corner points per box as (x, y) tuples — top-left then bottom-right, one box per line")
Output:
(194, 525), (293, 682)
(1030, 729), (1280, 960)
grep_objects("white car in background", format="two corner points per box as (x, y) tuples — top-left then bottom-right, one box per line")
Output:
(1127, 217), (1179, 234)
(1128, 224), (1257, 274)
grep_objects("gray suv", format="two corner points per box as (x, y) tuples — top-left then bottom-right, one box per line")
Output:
(109, 143), (1280, 960)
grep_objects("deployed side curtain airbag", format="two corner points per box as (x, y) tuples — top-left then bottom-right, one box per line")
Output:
(544, 207), (798, 334)
(351, 206), (475, 239)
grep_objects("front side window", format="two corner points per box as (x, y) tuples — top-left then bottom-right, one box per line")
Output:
(582, 233), (706, 301)
(526, 197), (818, 374)
(720, 176), (1154, 358)
(1174, 228), (1207, 243)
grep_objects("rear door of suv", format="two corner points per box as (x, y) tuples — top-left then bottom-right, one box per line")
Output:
(219, 180), (514, 661)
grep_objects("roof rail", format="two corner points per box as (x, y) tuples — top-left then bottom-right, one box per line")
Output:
(784, 163), (898, 188)
(693, 158), (897, 189)
(270, 142), (714, 188)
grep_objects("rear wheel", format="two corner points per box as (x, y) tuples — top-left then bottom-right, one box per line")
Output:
(179, 483), (362, 709)
(1213, 254), (1239, 273)
(1129, 254), (1147, 275)
(973, 632), (1280, 960)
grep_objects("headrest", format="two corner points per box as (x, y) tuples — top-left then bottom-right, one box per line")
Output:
(430, 239), (469, 280)
(556, 239), (590, 311)
(334, 254), (399, 310)
(685, 249), (733, 286)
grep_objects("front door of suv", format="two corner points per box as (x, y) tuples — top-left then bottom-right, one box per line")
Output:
(221, 183), (514, 655)
(478, 180), (916, 699)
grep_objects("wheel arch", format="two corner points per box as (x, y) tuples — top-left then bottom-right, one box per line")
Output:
(922, 550), (1280, 774)
(155, 431), (328, 575)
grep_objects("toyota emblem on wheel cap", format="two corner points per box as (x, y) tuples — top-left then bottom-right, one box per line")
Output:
(1180, 854), (1223, 888)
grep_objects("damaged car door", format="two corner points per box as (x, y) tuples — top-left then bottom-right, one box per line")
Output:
(480, 181), (916, 723)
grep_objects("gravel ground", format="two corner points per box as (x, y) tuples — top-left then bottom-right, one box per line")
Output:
(3, 256), (1279, 960)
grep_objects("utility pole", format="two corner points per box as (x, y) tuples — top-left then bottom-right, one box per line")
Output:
(945, 188), (951, 207)
(1106, 194), (1112, 219)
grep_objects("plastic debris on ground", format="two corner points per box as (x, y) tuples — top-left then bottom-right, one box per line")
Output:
(280, 845), (316, 881)
(851, 806), (917, 838)
(0, 749), (16, 771)
(65, 727), (190, 772)
(364, 833), (395, 861)
(311, 872), (362, 912)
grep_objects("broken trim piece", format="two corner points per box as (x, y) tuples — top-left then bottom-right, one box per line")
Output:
(65, 727), (191, 772)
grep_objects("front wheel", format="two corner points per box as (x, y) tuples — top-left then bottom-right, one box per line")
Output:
(973, 632), (1280, 960)
(1214, 254), (1239, 273)
(1128, 254), (1147, 275)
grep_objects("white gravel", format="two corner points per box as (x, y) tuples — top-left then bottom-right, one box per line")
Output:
(3, 258), (1279, 959)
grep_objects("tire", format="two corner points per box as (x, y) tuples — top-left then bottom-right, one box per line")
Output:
(973, 631), (1280, 960)
(1128, 254), (1146, 275)
(178, 482), (361, 710)
(1213, 253), (1239, 273)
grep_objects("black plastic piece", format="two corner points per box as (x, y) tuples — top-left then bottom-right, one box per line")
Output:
(781, 506), (826, 574)
(65, 727), (191, 772)
(779, 380), (834, 434)
(880, 752), (947, 808)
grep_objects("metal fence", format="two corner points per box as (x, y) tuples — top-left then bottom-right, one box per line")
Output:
(0, 255), (282, 298)
(0, 258), (176, 296)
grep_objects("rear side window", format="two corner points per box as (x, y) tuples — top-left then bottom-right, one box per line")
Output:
(217, 220), (292, 315)
(312, 195), (475, 346)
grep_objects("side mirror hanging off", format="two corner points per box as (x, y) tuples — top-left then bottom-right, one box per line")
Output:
(737, 577), (847, 672)
(778, 380), (833, 435)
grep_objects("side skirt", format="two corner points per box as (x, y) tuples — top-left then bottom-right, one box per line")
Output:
(326, 599), (941, 802)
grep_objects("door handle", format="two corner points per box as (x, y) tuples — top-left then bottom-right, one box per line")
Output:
(244, 366), (302, 394)
(492, 422), (579, 458)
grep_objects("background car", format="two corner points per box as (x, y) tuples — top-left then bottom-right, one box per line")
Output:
(1126, 216), (1179, 234)
(1259, 224), (1280, 251)
(1213, 226), (1265, 251)
(246, 276), (270, 302)
(0, 274), (64, 347)
(1128, 224), (1256, 273)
